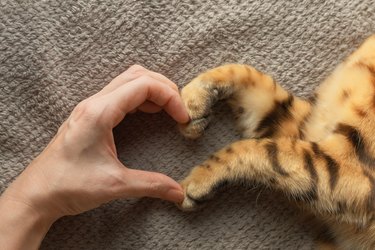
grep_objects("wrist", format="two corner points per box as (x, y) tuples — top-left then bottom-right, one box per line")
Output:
(0, 192), (59, 225)
(3, 163), (66, 220)
(0, 194), (57, 249)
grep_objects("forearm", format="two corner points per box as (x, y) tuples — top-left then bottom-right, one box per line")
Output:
(0, 194), (56, 250)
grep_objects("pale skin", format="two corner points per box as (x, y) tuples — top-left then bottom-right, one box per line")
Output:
(0, 65), (190, 250)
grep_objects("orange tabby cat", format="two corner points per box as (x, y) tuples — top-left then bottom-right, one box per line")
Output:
(177, 35), (375, 249)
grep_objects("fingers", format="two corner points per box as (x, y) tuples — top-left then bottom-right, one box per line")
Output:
(103, 76), (189, 127)
(74, 65), (190, 127)
(99, 65), (179, 96)
(120, 168), (184, 203)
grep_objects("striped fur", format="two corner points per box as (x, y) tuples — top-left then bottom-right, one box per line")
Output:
(178, 35), (375, 249)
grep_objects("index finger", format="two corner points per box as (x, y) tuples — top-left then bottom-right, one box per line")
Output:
(102, 75), (190, 127)
(99, 65), (179, 97)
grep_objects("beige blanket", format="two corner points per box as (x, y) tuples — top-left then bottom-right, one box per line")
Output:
(1, 0), (374, 249)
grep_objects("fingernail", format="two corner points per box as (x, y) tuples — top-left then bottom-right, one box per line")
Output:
(166, 189), (184, 203)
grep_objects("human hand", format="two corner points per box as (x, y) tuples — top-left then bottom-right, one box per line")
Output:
(1, 65), (189, 222)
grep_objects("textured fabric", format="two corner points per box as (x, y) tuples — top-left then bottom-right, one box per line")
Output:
(1, 0), (375, 249)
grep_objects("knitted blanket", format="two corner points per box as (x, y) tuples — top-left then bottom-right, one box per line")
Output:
(1, 1), (374, 249)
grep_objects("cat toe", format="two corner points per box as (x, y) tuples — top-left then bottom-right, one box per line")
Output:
(178, 115), (211, 139)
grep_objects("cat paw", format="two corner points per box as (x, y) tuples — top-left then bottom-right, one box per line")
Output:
(177, 180), (209, 212)
(178, 78), (219, 139)
(178, 115), (211, 139)
(177, 167), (217, 212)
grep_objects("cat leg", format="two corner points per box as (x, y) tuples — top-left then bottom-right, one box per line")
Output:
(178, 136), (374, 231)
(179, 64), (311, 139)
(344, 34), (375, 67)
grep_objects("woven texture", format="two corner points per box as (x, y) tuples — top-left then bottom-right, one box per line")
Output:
(1, 0), (375, 249)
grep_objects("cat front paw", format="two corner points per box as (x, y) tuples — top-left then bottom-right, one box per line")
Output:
(178, 78), (220, 139)
(177, 165), (224, 212)
(177, 178), (210, 212)
(178, 115), (211, 139)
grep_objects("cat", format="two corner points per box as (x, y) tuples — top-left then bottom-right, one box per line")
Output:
(177, 35), (375, 249)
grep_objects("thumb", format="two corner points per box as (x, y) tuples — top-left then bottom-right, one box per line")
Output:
(121, 168), (184, 203)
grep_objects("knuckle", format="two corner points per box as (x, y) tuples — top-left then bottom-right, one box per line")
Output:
(72, 99), (100, 123)
(153, 72), (166, 79)
(148, 179), (166, 194)
(73, 100), (88, 112)
(123, 65), (151, 81)
(128, 64), (146, 74)
(138, 74), (152, 82)
(74, 100), (91, 114)
(154, 73), (179, 90)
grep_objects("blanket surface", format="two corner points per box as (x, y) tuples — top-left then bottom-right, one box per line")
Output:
(1, 0), (375, 249)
